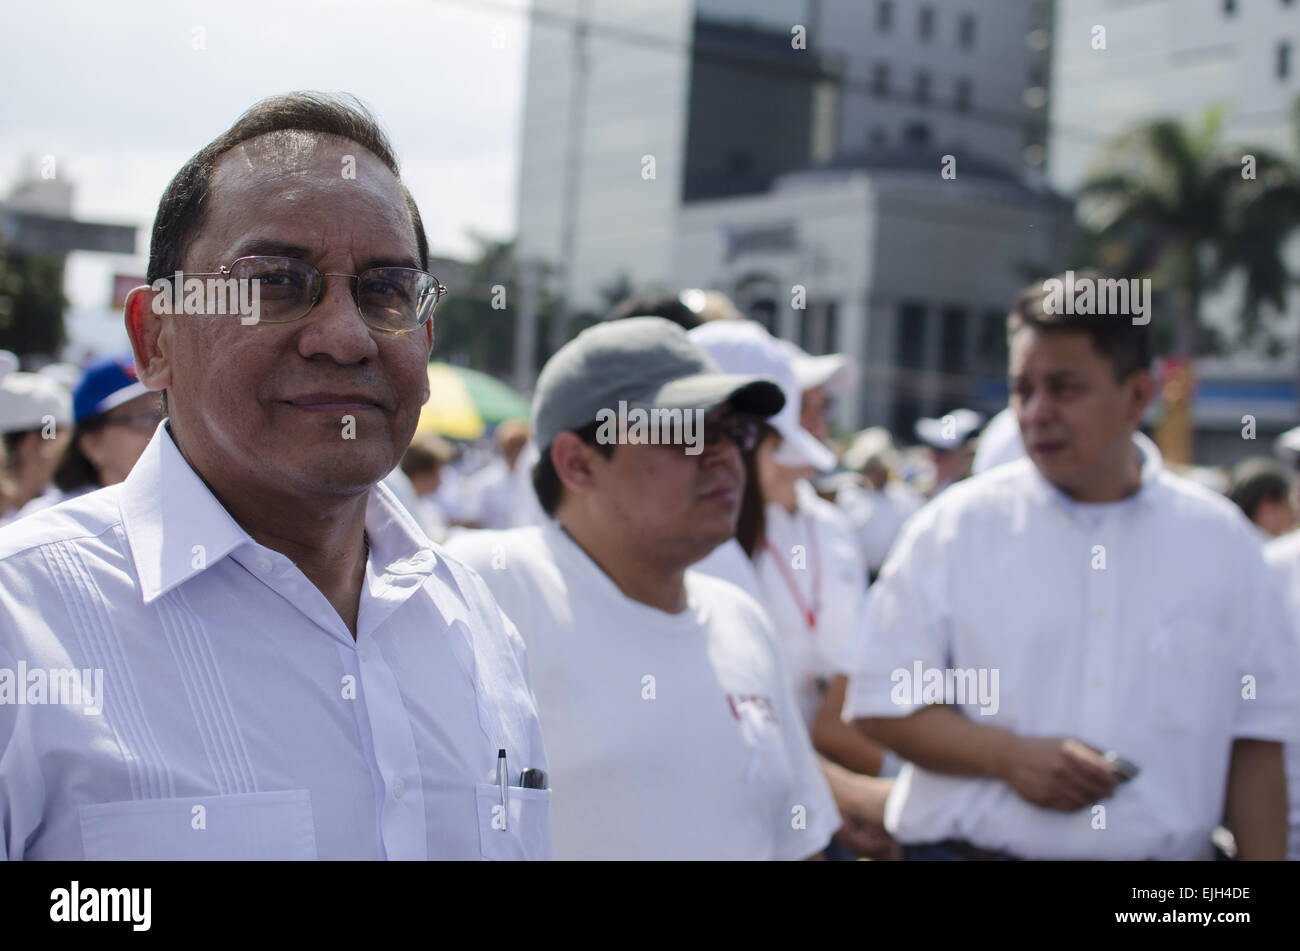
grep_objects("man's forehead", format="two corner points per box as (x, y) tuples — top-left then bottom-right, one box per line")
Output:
(212, 131), (393, 186)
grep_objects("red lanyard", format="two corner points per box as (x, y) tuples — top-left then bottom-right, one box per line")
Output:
(763, 513), (820, 632)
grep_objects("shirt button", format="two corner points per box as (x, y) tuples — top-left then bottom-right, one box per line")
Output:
(256, 557), (272, 574)
(358, 647), (369, 662)
(1090, 678), (1104, 688)
(392, 778), (405, 799)
(1092, 606), (1106, 619)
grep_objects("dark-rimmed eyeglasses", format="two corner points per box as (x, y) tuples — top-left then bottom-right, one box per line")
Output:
(702, 415), (760, 452)
(180, 255), (446, 335)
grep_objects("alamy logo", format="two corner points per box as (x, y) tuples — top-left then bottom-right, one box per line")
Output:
(50, 881), (150, 931)
(1042, 270), (1151, 325)
(0, 662), (103, 715)
(890, 661), (1000, 715)
(150, 271), (262, 325)
(595, 401), (703, 456)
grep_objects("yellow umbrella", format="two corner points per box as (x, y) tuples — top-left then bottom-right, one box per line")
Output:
(416, 363), (531, 440)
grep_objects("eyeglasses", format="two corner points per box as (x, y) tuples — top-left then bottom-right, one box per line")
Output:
(702, 415), (760, 452)
(183, 255), (447, 335)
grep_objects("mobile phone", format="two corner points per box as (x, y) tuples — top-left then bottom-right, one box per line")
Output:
(1103, 750), (1140, 782)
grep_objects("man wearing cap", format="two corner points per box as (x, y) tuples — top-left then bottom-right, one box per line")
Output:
(913, 408), (983, 499)
(0, 92), (549, 860)
(0, 360), (73, 526)
(837, 427), (924, 581)
(843, 274), (1299, 859)
(23, 353), (166, 516)
(445, 316), (840, 860)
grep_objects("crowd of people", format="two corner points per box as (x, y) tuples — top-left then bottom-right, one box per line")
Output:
(1, 91), (1297, 861)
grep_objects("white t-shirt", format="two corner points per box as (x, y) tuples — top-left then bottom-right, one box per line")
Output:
(445, 522), (840, 860)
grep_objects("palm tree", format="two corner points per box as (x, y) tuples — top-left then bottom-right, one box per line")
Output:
(1076, 104), (1300, 355)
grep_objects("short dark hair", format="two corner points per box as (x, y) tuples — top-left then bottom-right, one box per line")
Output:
(1228, 457), (1292, 522)
(607, 291), (700, 330)
(1007, 269), (1152, 382)
(146, 91), (429, 285)
(532, 420), (614, 517)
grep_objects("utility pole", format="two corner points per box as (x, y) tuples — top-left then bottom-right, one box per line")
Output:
(549, 0), (590, 353)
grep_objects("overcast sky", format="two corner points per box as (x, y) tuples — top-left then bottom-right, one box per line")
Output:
(0, 0), (531, 354)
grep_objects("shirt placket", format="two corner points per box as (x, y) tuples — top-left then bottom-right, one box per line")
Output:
(354, 567), (430, 861)
(1079, 507), (1119, 742)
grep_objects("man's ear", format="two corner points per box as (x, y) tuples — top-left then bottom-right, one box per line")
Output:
(124, 284), (172, 392)
(1127, 368), (1156, 425)
(550, 432), (600, 497)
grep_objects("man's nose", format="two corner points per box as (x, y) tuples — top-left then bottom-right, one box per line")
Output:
(295, 275), (377, 363)
(1020, 388), (1057, 431)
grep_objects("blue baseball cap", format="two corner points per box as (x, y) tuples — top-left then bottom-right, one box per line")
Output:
(73, 353), (150, 424)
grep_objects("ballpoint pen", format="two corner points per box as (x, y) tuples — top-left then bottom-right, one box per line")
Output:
(497, 749), (508, 831)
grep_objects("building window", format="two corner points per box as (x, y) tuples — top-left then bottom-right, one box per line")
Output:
(877, 0), (893, 31)
(940, 307), (968, 374)
(872, 62), (891, 96)
(904, 122), (931, 146)
(955, 78), (972, 113)
(919, 6), (935, 40)
(1280, 41), (1293, 80)
(915, 71), (931, 104)
(958, 13), (975, 48)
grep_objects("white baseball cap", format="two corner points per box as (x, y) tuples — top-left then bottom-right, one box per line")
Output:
(0, 370), (73, 434)
(915, 408), (985, 451)
(775, 339), (856, 397)
(689, 321), (837, 472)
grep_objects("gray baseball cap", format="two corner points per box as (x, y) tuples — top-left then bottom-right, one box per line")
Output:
(532, 316), (785, 451)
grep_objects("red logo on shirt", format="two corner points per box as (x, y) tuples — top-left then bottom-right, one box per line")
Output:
(726, 694), (777, 723)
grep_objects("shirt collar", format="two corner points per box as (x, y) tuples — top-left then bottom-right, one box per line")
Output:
(120, 421), (437, 604)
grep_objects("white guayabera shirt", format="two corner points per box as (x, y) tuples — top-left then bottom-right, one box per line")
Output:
(446, 521), (840, 860)
(843, 445), (1300, 860)
(1263, 529), (1300, 861)
(0, 422), (550, 860)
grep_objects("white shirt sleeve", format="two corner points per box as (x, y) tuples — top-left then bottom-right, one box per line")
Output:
(1234, 532), (1300, 743)
(842, 505), (951, 722)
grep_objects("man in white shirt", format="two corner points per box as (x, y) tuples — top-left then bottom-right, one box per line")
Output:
(837, 427), (924, 580)
(0, 92), (548, 860)
(460, 420), (530, 530)
(1263, 530), (1300, 860)
(845, 272), (1299, 860)
(447, 317), (840, 860)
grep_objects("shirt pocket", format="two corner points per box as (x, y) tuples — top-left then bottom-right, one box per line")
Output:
(1145, 613), (1222, 733)
(475, 783), (551, 861)
(79, 790), (317, 860)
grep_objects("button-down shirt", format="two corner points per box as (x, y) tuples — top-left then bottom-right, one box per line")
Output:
(0, 422), (549, 860)
(843, 444), (1300, 859)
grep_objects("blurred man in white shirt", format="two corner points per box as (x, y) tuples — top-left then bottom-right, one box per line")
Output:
(837, 427), (924, 580)
(0, 92), (548, 860)
(845, 271), (1299, 860)
(448, 317), (840, 860)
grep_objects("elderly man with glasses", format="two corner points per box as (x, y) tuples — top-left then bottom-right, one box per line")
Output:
(0, 92), (549, 860)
